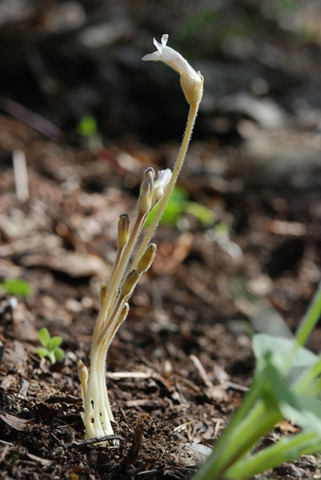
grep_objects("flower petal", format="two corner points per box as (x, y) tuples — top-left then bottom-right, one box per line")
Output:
(142, 52), (160, 62)
(154, 169), (172, 189)
(142, 34), (204, 105)
(161, 34), (168, 46)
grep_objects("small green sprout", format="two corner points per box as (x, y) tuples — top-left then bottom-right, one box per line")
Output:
(76, 116), (97, 137)
(34, 328), (65, 364)
(0, 278), (32, 298)
(76, 115), (103, 154)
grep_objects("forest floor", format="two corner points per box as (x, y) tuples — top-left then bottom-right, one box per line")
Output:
(2, 2), (321, 478)
(0, 110), (321, 480)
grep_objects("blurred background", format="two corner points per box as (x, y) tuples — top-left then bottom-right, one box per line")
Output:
(1, 3), (321, 477)
(2, 0), (321, 145)
(1, 0), (321, 343)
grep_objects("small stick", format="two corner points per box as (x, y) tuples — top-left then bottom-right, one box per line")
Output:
(50, 432), (122, 449)
(121, 417), (144, 467)
(189, 354), (213, 388)
(13, 149), (29, 202)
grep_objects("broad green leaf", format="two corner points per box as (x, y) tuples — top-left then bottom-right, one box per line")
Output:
(1, 278), (32, 297)
(169, 185), (190, 202)
(264, 361), (321, 436)
(47, 336), (63, 350)
(253, 334), (318, 374)
(230, 279), (292, 339)
(54, 347), (65, 361)
(184, 201), (215, 224)
(145, 186), (214, 227)
(38, 328), (51, 348)
(34, 347), (49, 359)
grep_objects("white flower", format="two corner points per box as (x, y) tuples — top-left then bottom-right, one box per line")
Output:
(152, 168), (172, 207)
(143, 34), (204, 105)
(154, 168), (172, 190)
(143, 34), (194, 77)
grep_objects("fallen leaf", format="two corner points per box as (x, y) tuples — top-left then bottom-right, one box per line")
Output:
(0, 411), (30, 431)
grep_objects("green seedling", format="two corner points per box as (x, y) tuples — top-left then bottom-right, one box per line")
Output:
(76, 115), (104, 155)
(193, 281), (321, 480)
(76, 116), (98, 137)
(34, 328), (65, 364)
(145, 186), (215, 228)
(0, 278), (32, 298)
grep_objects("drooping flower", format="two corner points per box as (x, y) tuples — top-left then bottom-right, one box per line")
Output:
(143, 34), (203, 105)
(143, 34), (194, 76)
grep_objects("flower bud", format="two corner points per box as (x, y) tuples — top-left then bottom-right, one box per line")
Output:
(181, 72), (204, 105)
(137, 243), (157, 274)
(78, 359), (88, 383)
(100, 283), (108, 306)
(78, 359), (88, 400)
(137, 167), (155, 214)
(121, 269), (139, 297)
(118, 302), (129, 325)
(118, 214), (131, 248)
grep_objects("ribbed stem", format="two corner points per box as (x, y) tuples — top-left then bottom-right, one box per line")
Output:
(132, 101), (199, 270)
(92, 212), (146, 351)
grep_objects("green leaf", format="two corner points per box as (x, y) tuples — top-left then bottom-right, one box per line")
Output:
(214, 222), (229, 235)
(1, 278), (32, 297)
(34, 347), (49, 359)
(54, 347), (65, 361)
(184, 201), (215, 224)
(230, 279), (292, 339)
(145, 186), (214, 228)
(264, 361), (321, 436)
(47, 350), (56, 364)
(47, 336), (63, 351)
(145, 186), (188, 227)
(295, 280), (321, 348)
(38, 328), (51, 348)
(253, 334), (318, 375)
(226, 431), (321, 479)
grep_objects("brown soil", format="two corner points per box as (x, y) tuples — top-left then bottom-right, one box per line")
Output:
(0, 115), (321, 480)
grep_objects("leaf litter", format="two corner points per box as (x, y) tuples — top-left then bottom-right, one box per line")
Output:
(0, 113), (321, 479)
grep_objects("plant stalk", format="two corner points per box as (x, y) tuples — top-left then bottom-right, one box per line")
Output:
(132, 101), (199, 270)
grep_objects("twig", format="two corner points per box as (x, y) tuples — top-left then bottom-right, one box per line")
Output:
(189, 354), (214, 388)
(13, 149), (29, 202)
(50, 432), (122, 449)
(1, 98), (64, 142)
(225, 381), (249, 393)
(121, 417), (145, 467)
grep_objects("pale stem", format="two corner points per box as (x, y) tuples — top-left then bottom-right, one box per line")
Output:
(85, 311), (125, 437)
(84, 349), (113, 438)
(92, 212), (146, 350)
(96, 295), (127, 349)
(84, 96), (200, 442)
(109, 245), (125, 285)
(132, 101), (199, 270)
